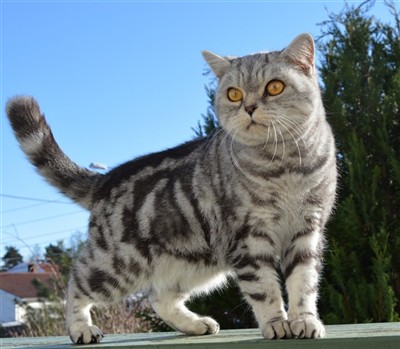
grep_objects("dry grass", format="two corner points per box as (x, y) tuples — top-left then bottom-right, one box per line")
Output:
(10, 274), (169, 337)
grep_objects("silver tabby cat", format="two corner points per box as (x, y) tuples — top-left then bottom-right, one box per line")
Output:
(6, 33), (336, 343)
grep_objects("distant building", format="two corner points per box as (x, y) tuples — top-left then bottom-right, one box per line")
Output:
(6, 261), (59, 274)
(0, 262), (60, 326)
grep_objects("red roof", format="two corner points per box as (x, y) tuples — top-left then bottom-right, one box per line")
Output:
(0, 272), (58, 298)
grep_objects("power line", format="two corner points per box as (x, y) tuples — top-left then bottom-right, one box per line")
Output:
(0, 193), (72, 204)
(1, 202), (51, 214)
(1, 235), (87, 252)
(1, 210), (86, 229)
(1, 229), (88, 256)
(2, 225), (88, 245)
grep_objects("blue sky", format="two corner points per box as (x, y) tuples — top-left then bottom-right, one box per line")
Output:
(1, 0), (395, 262)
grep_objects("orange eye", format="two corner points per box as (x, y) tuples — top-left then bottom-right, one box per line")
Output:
(266, 80), (285, 96)
(227, 87), (243, 102)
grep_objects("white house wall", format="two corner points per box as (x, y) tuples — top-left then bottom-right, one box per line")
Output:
(0, 289), (19, 323)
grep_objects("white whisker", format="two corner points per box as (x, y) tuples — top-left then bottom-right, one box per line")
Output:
(279, 115), (309, 153)
(229, 130), (248, 177)
(277, 126), (285, 165)
(266, 122), (278, 168)
(201, 127), (224, 157)
(262, 125), (271, 151)
(277, 119), (303, 166)
(218, 129), (232, 155)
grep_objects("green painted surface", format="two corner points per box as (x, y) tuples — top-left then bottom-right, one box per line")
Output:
(1, 323), (399, 349)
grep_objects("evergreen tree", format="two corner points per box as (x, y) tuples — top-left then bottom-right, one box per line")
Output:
(44, 240), (84, 281)
(192, 84), (219, 139)
(1, 246), (23, 270)
(318, 0), (400, 323)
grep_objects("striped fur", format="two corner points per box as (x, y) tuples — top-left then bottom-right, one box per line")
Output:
(6, 33), (336, 343)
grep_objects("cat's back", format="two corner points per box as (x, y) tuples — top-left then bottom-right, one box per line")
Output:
(85, 136), (223, 252)
(93, 137), (208, 202)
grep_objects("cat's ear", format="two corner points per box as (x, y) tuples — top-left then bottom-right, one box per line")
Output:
(202, 51), (232, 79)
(282, 33), (315, 74)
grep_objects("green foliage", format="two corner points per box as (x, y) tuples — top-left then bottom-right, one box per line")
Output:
(31, 278), (52, 299)
(318, 0), (400, 323)
(1, 246), (23, 271)
(192, 84), (219, 138)
(45, 240), (82, 282)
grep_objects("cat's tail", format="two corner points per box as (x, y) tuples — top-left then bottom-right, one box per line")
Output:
(6, 96), (102, 210)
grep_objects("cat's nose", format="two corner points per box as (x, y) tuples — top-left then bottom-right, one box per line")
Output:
(245, 104), (258, 116)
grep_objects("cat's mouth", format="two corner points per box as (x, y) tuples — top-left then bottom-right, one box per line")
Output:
(246, 120), (268, 130)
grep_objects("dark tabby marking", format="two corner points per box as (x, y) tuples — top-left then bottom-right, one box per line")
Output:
(6, 33), (336, 343)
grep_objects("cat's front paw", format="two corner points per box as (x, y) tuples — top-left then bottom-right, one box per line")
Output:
(186, 316), (220, 335)
(261, 318), (292, 339)
(200, 316), (220, 335)
(289, 315), (325, 338)
(69, 324), (104, 344)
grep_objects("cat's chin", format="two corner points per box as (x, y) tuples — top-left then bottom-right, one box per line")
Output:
(231, 131), (270, 148)
(230, 124), (272, 148)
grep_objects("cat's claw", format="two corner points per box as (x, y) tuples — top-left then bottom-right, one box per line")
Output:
(289, 316), (325, 338)
(202, 316), (220, 335)
(69, 325), (104, 344)
(262, 319), (292, 339)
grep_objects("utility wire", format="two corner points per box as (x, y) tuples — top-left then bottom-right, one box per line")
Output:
(0, 193), (72, 204)
(1, 236), (87, 252)
(1, 202), (51, 214)
(1, 210), (86, 229)
(2, 225), (88, 245)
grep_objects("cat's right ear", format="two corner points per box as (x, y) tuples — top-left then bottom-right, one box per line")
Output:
(202, 51), (231, 79)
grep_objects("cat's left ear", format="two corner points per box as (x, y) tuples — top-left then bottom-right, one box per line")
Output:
(202, 51), (232, 79)
(282, 33), (315, 74)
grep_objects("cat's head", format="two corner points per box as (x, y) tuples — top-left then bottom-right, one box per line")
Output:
(202, 33), (322, 147)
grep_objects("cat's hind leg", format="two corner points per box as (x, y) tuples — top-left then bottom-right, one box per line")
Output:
(149, 290), (220, 335)
(66, 249), (128, 344)
(66, 275), (103, 344)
